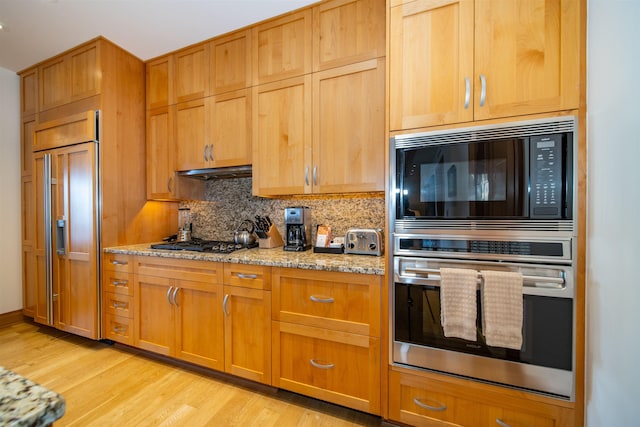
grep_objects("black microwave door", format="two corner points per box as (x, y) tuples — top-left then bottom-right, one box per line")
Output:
(397, 139), (529, 220)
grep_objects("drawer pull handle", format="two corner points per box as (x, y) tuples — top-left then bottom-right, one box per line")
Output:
(112, 280), (128, 286)
(495, 419), (512, 427)
(112, 302), (128, 309)
(309, 359), (334, 369)
(166, 286), (173, 305)
(111, 260), (128, 266)
(310, 295), (334, 303)
(413, 397), (447, 412)
(113, 326), (126, 334)
(237, 273), (258, 280)
(223, 294), (230, 317)
(171, 287), (180, 306)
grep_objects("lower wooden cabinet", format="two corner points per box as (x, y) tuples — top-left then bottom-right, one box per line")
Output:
(388, 367), (575, 427)
(102, 254), (134, 344)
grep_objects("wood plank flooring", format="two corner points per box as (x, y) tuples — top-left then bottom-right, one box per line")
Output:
(0, 320), (383, 426)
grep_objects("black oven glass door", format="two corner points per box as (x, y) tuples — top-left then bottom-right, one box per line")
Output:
(396, 138), (529, 219)
(394, 282), (573, 371)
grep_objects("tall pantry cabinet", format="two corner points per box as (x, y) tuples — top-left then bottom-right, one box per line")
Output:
(19, 37), (177, 339)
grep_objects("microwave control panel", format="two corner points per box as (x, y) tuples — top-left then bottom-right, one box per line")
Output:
(530, 134), (563, 218)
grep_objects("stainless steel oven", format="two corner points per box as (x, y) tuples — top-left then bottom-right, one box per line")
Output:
(390, 116), (578, 400)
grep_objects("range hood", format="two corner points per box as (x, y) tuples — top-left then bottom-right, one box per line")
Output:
(178, 165), (252, 180)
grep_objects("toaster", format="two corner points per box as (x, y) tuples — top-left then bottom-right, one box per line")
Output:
(344, 228), (384, 256)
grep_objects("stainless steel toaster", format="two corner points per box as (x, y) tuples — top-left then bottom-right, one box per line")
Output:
(344, 228), (384, 256)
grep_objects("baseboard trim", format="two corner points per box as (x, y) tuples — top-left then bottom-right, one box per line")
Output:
(0, 310), (26, 328)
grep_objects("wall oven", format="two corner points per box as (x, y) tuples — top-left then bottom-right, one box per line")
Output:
(390, 116), (578, 400)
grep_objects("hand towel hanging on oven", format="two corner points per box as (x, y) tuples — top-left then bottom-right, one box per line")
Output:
(439, 268), (478, 341)
(481, 270), (523, 350)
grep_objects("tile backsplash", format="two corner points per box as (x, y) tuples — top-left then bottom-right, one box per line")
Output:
(180, 178), (385, 243)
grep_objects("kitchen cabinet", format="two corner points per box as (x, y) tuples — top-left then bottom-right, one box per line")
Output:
(174, 43), (210, 103)
(312, 0), (385, 72)
(388, 367), (575, 427)
(146, 55), (172, 110)
(102, 253), (134, 345)
(134, 257), (225, 370)
(252, 9), (312, 85)
(252, 75), (311, 196)
(271, 267), (381, 414)
(175, 98), (207, 171)
(210, 29), (252, 94)
(389, 0), (581, 131)
(223, 264), (272, 385)
(38, 41), (101, 112)
(21, 68), (38, 117)
(21, 114), (36, 318)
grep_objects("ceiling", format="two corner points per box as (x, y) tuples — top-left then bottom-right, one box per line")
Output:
(0, 0), (317, 73)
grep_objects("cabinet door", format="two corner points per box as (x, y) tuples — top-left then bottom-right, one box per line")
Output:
(210, 89), (252, 167)
(21, 118), (36, 317)
(68, 42), (101, 102)
(312, 0), (385, 71)
(223, 285), (271, 384)
(134, 274), (174, 356)
(39, 56), (68, 111)
(390, 0), (474, 131)
(174, 280), (225, 370)
(146, 106), (177, 200)
(175, 99), (208, 171)
(20, 68), (38, 117)
(252, 76), (312, 196)
(211, 29), (252, 94)
(312, 59), (385, 193)
(174, 43), (210, 103)
(146, 55), (173, 109)
(473, 0), (580, 119)
(252, 9), (312, 85)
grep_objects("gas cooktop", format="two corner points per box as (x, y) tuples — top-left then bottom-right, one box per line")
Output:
(150, 239), (255, 253)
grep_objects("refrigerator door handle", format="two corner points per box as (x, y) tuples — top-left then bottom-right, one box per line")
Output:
(56, 219), (66, 255)
(43, 153), (54, 325)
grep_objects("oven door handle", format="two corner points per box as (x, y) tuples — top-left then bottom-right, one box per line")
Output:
(403, 267), (565, 289)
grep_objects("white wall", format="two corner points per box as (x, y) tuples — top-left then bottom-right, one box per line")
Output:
(586, 1), (640, 425)
(0, 67), (22, 314)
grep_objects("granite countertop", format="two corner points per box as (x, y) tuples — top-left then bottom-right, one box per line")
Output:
(105, 243), (386, 276)
(0, 367), (65, 427)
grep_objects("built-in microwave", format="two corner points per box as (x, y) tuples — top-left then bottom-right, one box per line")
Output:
(392, 116), (576, 232)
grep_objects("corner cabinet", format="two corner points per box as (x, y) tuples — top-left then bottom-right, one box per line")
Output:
(271, 267), (382, 415)
(389, 0), (581, 131)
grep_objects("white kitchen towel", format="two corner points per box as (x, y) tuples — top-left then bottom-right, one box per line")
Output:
(481, 270), (523, 350)
(440, 268), (478, 341)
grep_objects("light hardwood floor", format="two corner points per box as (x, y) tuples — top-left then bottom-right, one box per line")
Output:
(0, 320), (383, 426)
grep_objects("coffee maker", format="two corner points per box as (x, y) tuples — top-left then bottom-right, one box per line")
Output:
(284, 206), (312, 251)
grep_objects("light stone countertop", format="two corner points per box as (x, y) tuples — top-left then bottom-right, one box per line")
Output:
(104, 243), (386, 276)
(0, 367), (65, 427)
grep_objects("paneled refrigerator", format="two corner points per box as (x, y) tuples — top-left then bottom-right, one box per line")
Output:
(33, 111), (100, 339)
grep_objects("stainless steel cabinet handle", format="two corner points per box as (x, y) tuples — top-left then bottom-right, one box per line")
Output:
(305, 166), (310, 186)
(203, 144), (208, 162)
(43, 153), (53, 325)
(412, 397), (447, 412)
(167, 176), (173, 193)
(479, 74), (487, 107)
(112, 280), (128, 286)
(237, 273), (258, 280)
(223, 294), (230, 316)
(111, 260), (128, 266)
(166, 286), (173, 305)
(209, 144), (214, 161)
(310, 295), (335, 303)
(113, 326), (125, 334)
(495, 419), (511, 427)
(313, 166), (317, 185)
(113, 302), (127, 309)
(464, 77), (471, 109)
(171, 287), (180, 306)
(309, 359), (334, 369)
(56, 219), (66, 255)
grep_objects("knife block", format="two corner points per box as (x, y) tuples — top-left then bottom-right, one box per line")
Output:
(258, 224), (284, 249)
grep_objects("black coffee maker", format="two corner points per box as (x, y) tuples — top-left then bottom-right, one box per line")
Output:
(284, 206), (312, 251)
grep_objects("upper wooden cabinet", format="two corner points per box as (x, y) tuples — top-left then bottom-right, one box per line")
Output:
(210, 29), (252, 94)
(20, 68), (38, 117)
(174, 43), (210, 103)
(252, 9), (312, 85)
(146, 55), (173, 110)
(312, 0), (385, 72)
(38, 41), (101, 112)
(390, 0), (581, 131)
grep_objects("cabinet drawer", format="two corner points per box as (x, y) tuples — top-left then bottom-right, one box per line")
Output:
(272, 267), (380, 336)
(103, 314), (133, 345)
(134, 256), (223, 284)
(102, 270), (133, 296)
(103, 253), (133, 273)
(224, 264), (271, 290)
(103, 293), (133, 318)
(273, 321), (380, 415)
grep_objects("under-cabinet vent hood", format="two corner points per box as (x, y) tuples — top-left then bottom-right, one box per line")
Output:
(178, 165), (252, 180)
